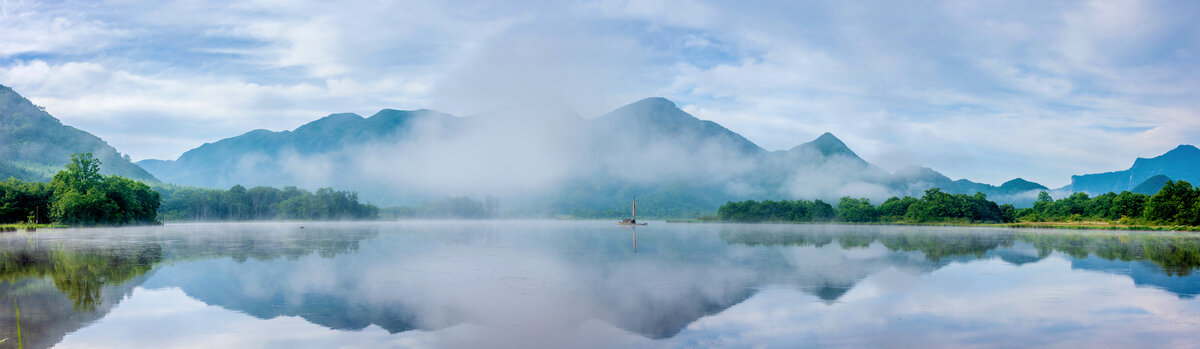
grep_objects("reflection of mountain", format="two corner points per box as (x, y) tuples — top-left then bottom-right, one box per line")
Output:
(1070, 256), (1200, 298)
(589, 282), (756, 340)
(132, 225), (423, 334)
(142, 258), (423, 333)
(11, 222), (1199, 346)
(719, 226), (1200, 299)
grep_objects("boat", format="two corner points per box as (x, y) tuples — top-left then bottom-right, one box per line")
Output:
(618, 199), (648, 226)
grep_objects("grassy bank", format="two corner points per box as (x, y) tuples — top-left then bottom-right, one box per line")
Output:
(0, 223), (62, 232)
(995, 221), (1200, 232)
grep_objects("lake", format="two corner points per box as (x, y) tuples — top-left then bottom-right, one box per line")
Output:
(2, 221), (1199, 348)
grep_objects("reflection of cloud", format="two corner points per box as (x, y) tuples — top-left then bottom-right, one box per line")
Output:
(675, 258), (1200, 348)
(62, 254), (1200, 348)
(38, 222), (1200, 347)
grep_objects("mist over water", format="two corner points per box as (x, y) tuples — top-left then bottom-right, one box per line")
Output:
(4, 221), (1200, 348)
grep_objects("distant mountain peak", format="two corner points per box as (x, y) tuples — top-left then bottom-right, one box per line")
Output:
(793, 132), (859, 158)
(999, 178), (1048, 191)
(1161, 144), (1200, 158)
(630, 97), (677, 109)
(1134, 144), (1198, 162)
(312, 112), (364, 124)
(293, 113), (364, 134)
(603, 97), (689, 122)
(1171, 144), (1198, 152)
(592, 97), (764, 156)
(813, 132), (844, 146)
(1071, 144), (1200, 194)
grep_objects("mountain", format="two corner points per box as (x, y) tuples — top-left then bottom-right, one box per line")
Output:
(0, 84), (156, 181)
(1131, 174), (1171, 195)
(139, 109), (455, 190)
(1069, 145), (1200, 194)
(798, 132), (861, 158)
(140, 97), (1050, 213)
(589, 97), (765, 156)
(889, 166), (1048, 206)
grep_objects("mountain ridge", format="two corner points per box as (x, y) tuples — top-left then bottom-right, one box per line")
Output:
(0, 84), (156, 181)
(1069, 144), (1200, 194)
(137, 97), (1059, 212)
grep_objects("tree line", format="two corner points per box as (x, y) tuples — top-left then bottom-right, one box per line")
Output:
(719, 188), (1016, 223)
(0, 153), (159, 225)
(718, 180), (1200, 227)
(158, 185), (379, 221)
(719, 229), (1200, 275)
(1020, 179), (1199, 226)
(0, 153), (379, 225)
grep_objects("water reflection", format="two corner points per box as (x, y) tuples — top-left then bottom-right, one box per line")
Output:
(722, 226), (1200, 294)
(0, 239), (160, 348)
(0, 222), (1198, 348)
(0, 223), (378, 348)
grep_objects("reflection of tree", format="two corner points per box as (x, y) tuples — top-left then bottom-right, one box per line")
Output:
(835, 231), (876, 249)
(719, 228), (1200, 275)
(718, 230), (835, 248)
(0, 227), (377, 312)
(0, 225), (380, 348)
(878, 233), (1015, 262)
(1019, 233), (1200, 276)
(213, 231), (369, 263)
(151, 226), (379, 264)
(0, 243), (161, 311)
(0, 241), (160, 349)
(719, 229), (1015, 261)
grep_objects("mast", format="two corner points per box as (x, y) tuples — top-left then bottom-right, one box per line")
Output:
(633, 198), (637, 219)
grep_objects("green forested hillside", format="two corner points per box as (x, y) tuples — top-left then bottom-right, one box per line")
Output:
(1133, 175), (1171, 195)
(0, 84), (156, 182)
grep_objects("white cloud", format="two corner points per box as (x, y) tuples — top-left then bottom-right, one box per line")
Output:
(0, 1), (123, 56)
(0, 0), (1196, 185)
(0, 59), (434, 160)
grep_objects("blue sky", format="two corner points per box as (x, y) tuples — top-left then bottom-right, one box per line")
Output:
(1, 0), (1198, 186)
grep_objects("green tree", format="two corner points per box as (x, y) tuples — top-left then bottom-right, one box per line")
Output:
(0, 178), (52, 223)
(879, 196), (917, 219)
(1145, 180), (1199, 225)
(837, 197), (879, 222)
(905, 188), (961, 222)
(809, 200), (836, 221)
(1110, 191), (1148, 220)
(47, 153), (160, 225)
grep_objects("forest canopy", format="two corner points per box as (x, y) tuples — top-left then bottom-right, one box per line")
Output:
(718, 181), (1200, 227)
(1, 153), (160, 225)
(157, 185), (379, 221)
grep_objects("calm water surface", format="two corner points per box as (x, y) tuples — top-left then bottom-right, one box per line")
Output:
(2, 221), (1199, 348)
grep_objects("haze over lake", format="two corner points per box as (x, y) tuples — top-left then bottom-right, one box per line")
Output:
(3, 221), (1199, 348)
